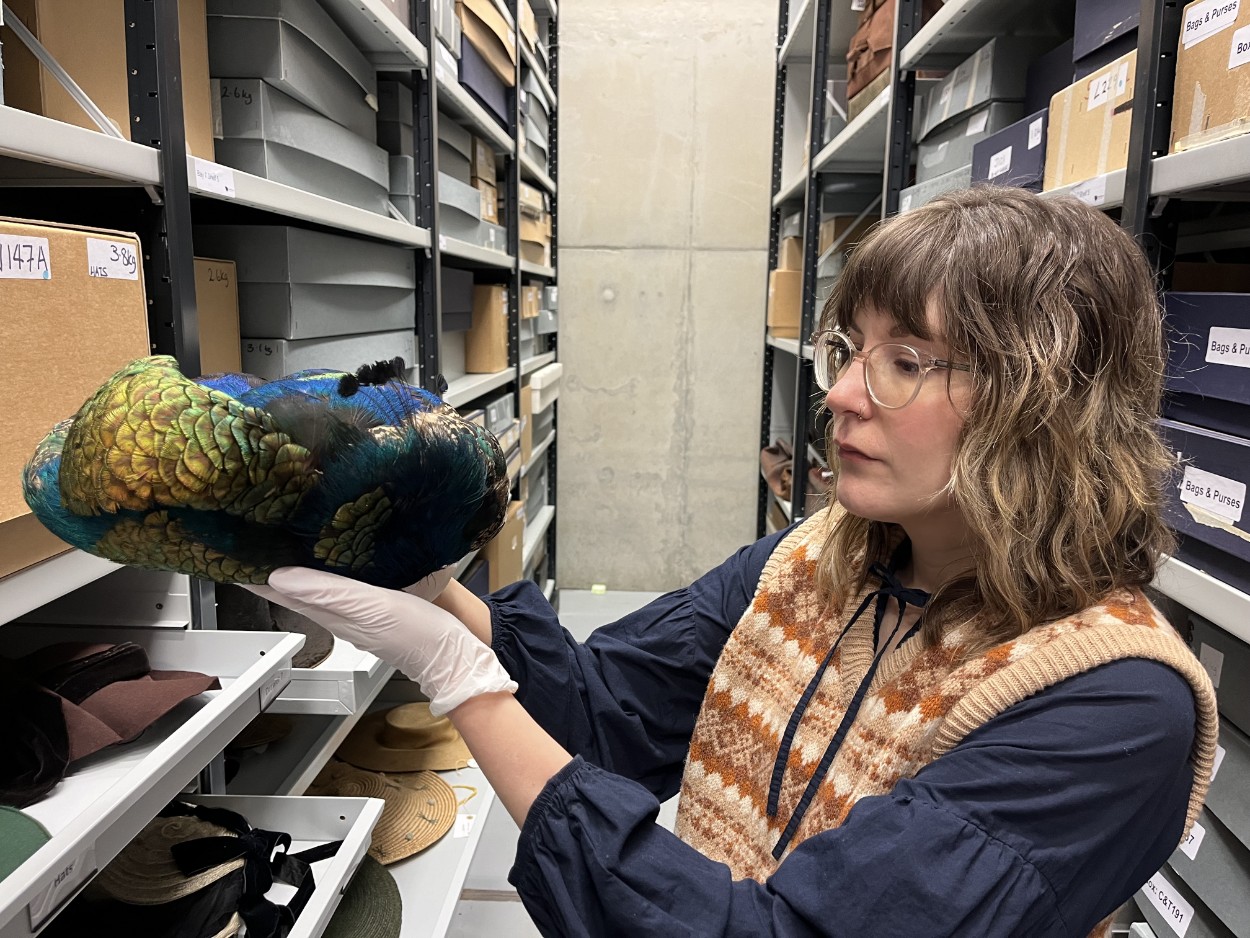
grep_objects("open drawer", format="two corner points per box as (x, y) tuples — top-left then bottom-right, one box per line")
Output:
(268, 636), (396, 716)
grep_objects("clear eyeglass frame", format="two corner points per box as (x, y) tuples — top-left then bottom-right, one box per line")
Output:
(810, 328), (971, 410)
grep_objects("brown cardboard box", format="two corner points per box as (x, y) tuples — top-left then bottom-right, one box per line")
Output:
(520, 213), (552, 267)
(194, 258), (241, 375)
(778, 237), (803, 271)
(474, 180), (500, 224)
(1170, 0), (1250, 153)
(520, 0), (539, 53)
(520, 377), (533, 465)
(1, 0), (215, 160)
(518, 181), (546, 218)
(456, 0), (517, 87)
(848, 65), (892, 120)
(466, 284), (509, 373)
(767, 269), (802, 340)
(0, 218), (151, 578)
(483, 500), (525, 590)
(819, 215), (875, 255)
(471, 136), (498, 186)
(521, 284), (541, 319)
(1044, 49), (1137, 190)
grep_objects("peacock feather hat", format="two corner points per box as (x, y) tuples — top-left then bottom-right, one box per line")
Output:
(23, 355), (510, 589)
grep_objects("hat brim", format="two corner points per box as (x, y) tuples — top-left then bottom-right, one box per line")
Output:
(335, 709), (471, 773)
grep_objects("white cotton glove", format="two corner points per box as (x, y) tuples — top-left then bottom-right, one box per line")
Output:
(249, 567), (517, 716)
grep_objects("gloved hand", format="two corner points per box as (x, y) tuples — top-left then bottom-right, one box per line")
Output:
(250, 567), (517, 715)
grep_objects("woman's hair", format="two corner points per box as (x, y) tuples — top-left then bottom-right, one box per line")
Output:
(816, 186), (1176, 652)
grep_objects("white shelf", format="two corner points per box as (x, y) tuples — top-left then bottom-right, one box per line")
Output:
(766, 334), (801, 356)
(187, 157), (432, 247)
(0, 107), (162, 185)
(1039, 169), (1126, 211)
(532, 0), (557, 18)
(523, 429), (556, 479)
(520, 153), (556, 194)
(319, 0), (428, 69)
(434, 69), (515, 154)
(1153, 555), (1250, 647)
(445, 369), (515, 407)
(194, 794), (383, 938)
(0, 626), (302, 938)
(520, 259), (556, 278)
(522, 505), (555, 571)
(268, 637), (396, 716)
(542, 578), (555, 601)
(813, 86), (889, 175)
(521, 351), (557, 376)
(900, 0), (1056, 70)
(493, 0), (516, 30)
(0, 550), (120, 627)
(520, 44), (557, 110)
(438, 234), (516, 268)
(773, 170), (807, 208)
(778, 0), (859, 65)
(1153, 135), (1250, 199)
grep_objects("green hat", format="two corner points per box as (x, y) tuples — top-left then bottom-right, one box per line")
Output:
(324, 855), (401, 938)
(0, 807), (51, 882)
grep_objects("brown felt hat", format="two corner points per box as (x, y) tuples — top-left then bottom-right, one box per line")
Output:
(335, 704), (471, 773)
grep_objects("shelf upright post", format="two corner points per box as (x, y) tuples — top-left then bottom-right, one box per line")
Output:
(414, 0), (444, 391)
(757, 0), (790, 538)
(509, 0), (522, 413)
(882, 0), (921, 217)
(1122, 0), (1182, 280)
(788, 0), (834, 523)
(543, 12), (559, 588)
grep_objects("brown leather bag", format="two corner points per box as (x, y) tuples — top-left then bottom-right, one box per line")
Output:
(760, 440), (794, 501)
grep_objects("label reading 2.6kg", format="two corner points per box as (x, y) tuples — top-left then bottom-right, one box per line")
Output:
(87, 238), (139, 280)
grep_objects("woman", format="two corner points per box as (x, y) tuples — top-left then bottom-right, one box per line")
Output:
(257, 187), (1218, 937)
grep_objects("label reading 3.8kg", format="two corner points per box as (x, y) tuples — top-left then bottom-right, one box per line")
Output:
(87, 238), (139, 280)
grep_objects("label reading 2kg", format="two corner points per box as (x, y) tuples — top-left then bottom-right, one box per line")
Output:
(1181, 466), (1246, 523)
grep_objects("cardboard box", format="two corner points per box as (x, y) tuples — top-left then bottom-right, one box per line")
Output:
(465, 284), (508, 373)
(1191, 615), (1250, 736)
(520, 0), (539, 53)
(819, 215), (874, 255)
(441, 265), (475, 332)
(971, 110), (1049, 190)
(0, 218), (151, 579)
(456, 0), (517, 87)
(1137, 864), (1230, 938)
(1164, 293), (1250, 430)
(1043, 49), (1137, 190)
(471, 135), (497, 186)
(1170, 0), (1250, 153)
(520, 212), (552, 267)
(457, 38), (509, 128)
(520, 377), (534, 465)
(916, 101), (1024, 183)
(194, 258), (241, 375)
(778, 236), (803, 271)
(1208, 717), (1250, 850)
(767, 269), (802, 340)
(1166, 805), (1250, 935)
(1158, 417), (1250, 572)
(919, 36), (1044, 140)
(898, 163), (973, 213)
(241, 330), (416, 381)
(845, 0), (894, 101)
(483, 500), (525, 591)
(518, 181), (547, 218)
(1, 0), (214, 159)
(521, 284), (541, 320)
(475, 179), (500, 224)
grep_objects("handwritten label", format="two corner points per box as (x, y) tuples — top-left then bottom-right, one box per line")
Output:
(204, 264), (232, 287)
(259, 667), (291, 709)
(988, 146), (1013, 179)
(1142, 872), (1194, 936)
(453, 814), (477, 838)
(0, 234), (51, 279)
(1231, 24), (1250, 69)
(1181, 466), (1245, 523)
(87, 238), (139, 280)
(1028, 117), (1044, 149)
(1206, 326), (1250, 368)
(244, 341), (277, 357)
(1179, 820), (1206, 860)
(1072, 174), (1107, 206)
(1212, 744), (1226, 780)
(1089, 71), (1113, 109)
(28, 844), (97, 930)
(966, 110), (989, 136)
(193, 157), (236, 198)
(1183, 0), (1240, 48)
(1199, 643), (1225, 688)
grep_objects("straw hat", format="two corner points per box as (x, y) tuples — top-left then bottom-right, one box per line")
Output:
(323, 856), (401, 938)
(307, 761), (456, 865)
(95, 815), (244, 904)
(335, 703), (471, 772)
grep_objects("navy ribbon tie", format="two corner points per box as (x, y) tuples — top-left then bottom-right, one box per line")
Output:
(766, 561), (929, 860)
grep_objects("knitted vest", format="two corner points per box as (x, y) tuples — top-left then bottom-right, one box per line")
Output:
(675, 510), (1219, 923)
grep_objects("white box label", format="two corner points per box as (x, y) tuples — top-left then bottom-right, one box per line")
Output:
(453, 813), (477, 838)
(922, 141), (948, 168)
(1199, 643), (1225, 688)
(1089, 71), (1114, 109)
(87, 238), (139, 280)
(1072, 175), (1107, 206)
(1212, 744), (1226, 781)
(1206, 326), (1250, 367)
(1114, 61), (1131, 98)
(1183, 0), (1240, 48)
(989, 146), (1013, 178)
(1028, 117), (1044, 149)
(259, 666), (291, 709)
(28, 844), (97, 930)
(900, 194), (914, 213)
(0, 234), (51, 279)
(1142, 873), (1194, 936)
(966, 110), (989, 135)
(1230, 24), (1250, 69)
(1180, 465), (1246, 523)
(1179, 820), (1206, 860)
(193, 157), (236, 198)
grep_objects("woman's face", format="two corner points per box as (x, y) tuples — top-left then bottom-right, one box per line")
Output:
(825, 304), (970, 530)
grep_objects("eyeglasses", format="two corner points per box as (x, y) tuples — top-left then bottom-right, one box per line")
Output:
(811, 328), (970, 410)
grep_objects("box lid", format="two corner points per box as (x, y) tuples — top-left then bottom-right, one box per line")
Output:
(919, 36), (1042, 140)
(458, 0), (517, 60)
(194, 225), (415, 287)
(438, 171), (484, 221)
(438, 117), (473, 160)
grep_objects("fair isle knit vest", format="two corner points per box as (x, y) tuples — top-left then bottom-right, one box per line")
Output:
(674, 509), (1219, 904)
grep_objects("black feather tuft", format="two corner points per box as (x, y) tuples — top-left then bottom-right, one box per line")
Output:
(353, 357), (407, 388)
(338, 374), (360, 397)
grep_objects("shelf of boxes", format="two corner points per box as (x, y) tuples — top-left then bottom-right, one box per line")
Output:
(434, 68), (516, 154)
(1153, 556), (1250, 647)
(900, 0), (1045, 70)
(1039, 169), (1126, 211)
(520, 259), (557, 278)
(0, 627), (302, 938)
(0, 551), (120, 628)
(523, 430), (556, 479)
(777, 0), (860, 65)
(0, 107), (162, 185)
(520, 45), (557, 108)
(813, 86), (890, 175)
(187, 156), (432, 248)
(520, 153), (557, 194)
(438, 234), (516, 268)
(532, 0), (557, 19)
(523, 504), (556, 571)
(766, 335), (801, 357)
(773, 170), (807, 208)
(445, 369), (517, 408)
(1152, 135), (1250, 198)
(319, 0), (428, 69)
(522, 351), (558, 376)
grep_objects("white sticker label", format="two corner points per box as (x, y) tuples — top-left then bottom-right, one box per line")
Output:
(1212, 744), (1226, 780)
(1142, 873), (1194, 937)
(259, 667), (291, 708)
(1089, 71), (1114, 109)
(938, 83), (953, 110)
(1199, 643), (1225, 688)
(988, 146), (1013, 178)
(1230, 24), (1250, 68)
(1072, 174), (1107, 206)
(1183, 0), (1240, 48)
(1180, 466), (1246, 523)
(453, 814), (477, 838)
(1115, 61), (1131, 98)
(1028, 117), (1044, 149)
(1206, 326), (1250, 367)
(922, 141), (949, 168)
(966, 110), (989, 135)
(900, 194), (914, 213)
(1179, 820), (1206, 860)
(87, 238), (139, 280)
(0, 234), (51, 279)
(193, 158), (236, 198)
(28, 844), (97, 930)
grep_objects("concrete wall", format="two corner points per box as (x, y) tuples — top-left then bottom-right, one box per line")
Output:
(555, 0), (776, 590)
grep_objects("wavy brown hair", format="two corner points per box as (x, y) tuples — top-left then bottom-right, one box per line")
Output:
(816, 186), (1176, 652)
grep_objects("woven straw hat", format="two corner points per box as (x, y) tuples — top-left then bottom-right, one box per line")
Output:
(323, 855), (401, 938)
(335, 704), (471, 772)
(95, 815), (244, 904)
(307, 761), (456, 865)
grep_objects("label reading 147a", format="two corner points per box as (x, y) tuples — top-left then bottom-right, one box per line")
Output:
(0, 234), (51, 279)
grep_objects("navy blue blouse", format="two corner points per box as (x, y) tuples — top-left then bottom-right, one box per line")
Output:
(487, 528), (1197, 937)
